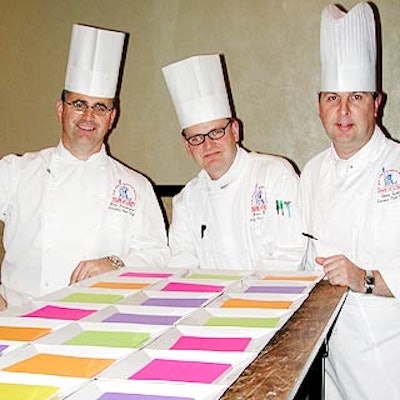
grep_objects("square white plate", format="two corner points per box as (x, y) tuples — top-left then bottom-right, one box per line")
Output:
(0, 343), (134, 378)
(98, 348), (257, 386)
(145, 325), (277, 353)
(117, 267), (187, 279)
(207, 292), (308, 312)
(0, 316), (69, 342)
(181, 269), (252, 281)
(5, 301), (109, 322)
(37, 287), (136, 305)
(0, 340), (29, 356)
(177, 307), (294, 330)
(149, 278), (237, 293)
(66, 379), (228, 400)
(253, 270), (323, 283)
(118, 290), (221, 308)
(81, 304), (196, 327)
(34, 321), (170, 350)
(235, 279), (316, 295)
(0, 371), (88, 399)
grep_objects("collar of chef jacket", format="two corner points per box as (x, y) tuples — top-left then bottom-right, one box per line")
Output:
(329, 126), (385, 178)
(200, 145), (244, 191)
(55, 140), (108, 164)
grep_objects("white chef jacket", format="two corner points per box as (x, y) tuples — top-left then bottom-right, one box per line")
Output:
(300, 127), (400, 400)
(168, 146), (304, 270)
(0, 142), (169, 306)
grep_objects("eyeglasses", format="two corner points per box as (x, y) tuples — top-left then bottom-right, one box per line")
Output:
(64, 100), (114, 117)
(182, 119), (233, 146)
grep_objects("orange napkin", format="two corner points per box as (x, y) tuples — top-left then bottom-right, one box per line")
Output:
(0, 326), (51, 341)
(91, 282), (149, 290)
(4, 353), (114, 378)
(221, 298), (292, 309)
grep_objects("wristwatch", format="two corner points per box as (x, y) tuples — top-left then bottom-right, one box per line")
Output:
(364, 270), (375, 294)
(106, 255), (125, 270)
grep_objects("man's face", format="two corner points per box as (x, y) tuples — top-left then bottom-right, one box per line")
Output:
(183, 118), (240, 180)
(56, 92), (116, 160)
(319, 91), (381, 159)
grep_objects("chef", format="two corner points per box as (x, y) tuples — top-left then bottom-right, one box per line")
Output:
(300, 3), (400, 398)
(0, 24), (169, 309)
(162, 54), (303, 270)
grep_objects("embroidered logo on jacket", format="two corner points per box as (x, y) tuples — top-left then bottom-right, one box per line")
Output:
(109, 180), (137, 216)
(377, 167), (400, 203)
(251, 184), (268, 220)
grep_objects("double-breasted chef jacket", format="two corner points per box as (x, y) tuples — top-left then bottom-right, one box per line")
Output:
(169, 146), (304, 270)
(301, 127), (400, 399)
(0, 142), (169, 306)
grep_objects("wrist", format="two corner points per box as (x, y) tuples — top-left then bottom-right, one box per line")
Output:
(106, 255), (125, 270)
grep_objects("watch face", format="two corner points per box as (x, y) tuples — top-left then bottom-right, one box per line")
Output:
(364, 271), (375, 294)
(365, 276), (375, 285)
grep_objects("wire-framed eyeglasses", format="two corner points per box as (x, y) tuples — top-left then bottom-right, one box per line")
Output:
(182, 119), (233, 146)
(64, 99), (114, 117)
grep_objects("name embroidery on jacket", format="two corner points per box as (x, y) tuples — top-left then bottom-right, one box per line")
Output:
(109, 180), (137, 216)
(250, 184), (268, 221)
(377, 167), (400, 203)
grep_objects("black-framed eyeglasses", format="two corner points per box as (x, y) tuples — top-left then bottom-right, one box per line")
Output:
(182, 119), (233, 146)
(64, 99), (114, 117)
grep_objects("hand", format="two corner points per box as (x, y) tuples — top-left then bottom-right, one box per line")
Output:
(69, 257), (114, 285)
(0, 294), (7, 311)
(316, 254), (365, 292)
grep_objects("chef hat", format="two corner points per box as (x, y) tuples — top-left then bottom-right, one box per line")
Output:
(162, 54), (232, 129)
(320, 2), (376, 92)
(65, 24), (125, 98)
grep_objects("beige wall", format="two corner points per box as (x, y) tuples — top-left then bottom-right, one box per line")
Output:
(1, 1), (399, 184)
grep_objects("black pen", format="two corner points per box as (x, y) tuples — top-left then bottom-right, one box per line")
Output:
(302, 232), (318, 240)
(201, 224), (206, 239)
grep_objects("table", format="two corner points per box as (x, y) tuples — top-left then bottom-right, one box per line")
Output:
(221, 280), (348, 400)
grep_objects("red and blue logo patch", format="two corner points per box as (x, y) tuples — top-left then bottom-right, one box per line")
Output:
(377, 167), (400, 203)
(251, 184), (268, 219)
(109, 180), (137, 216)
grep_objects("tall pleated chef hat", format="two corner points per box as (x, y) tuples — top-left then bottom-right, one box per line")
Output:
(65, 24), (125, 98)
(320, 2), (376, 92)
(162, 54), (231, 129)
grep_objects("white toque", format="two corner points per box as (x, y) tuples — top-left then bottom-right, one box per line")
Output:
(65, 24), (125, 98)
(162, 54), (232, 129)
(320, 2), (376, 92)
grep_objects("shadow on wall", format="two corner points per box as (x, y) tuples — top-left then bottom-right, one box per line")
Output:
(160, 196), (173, 228)
(155, 185), (183, 229)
